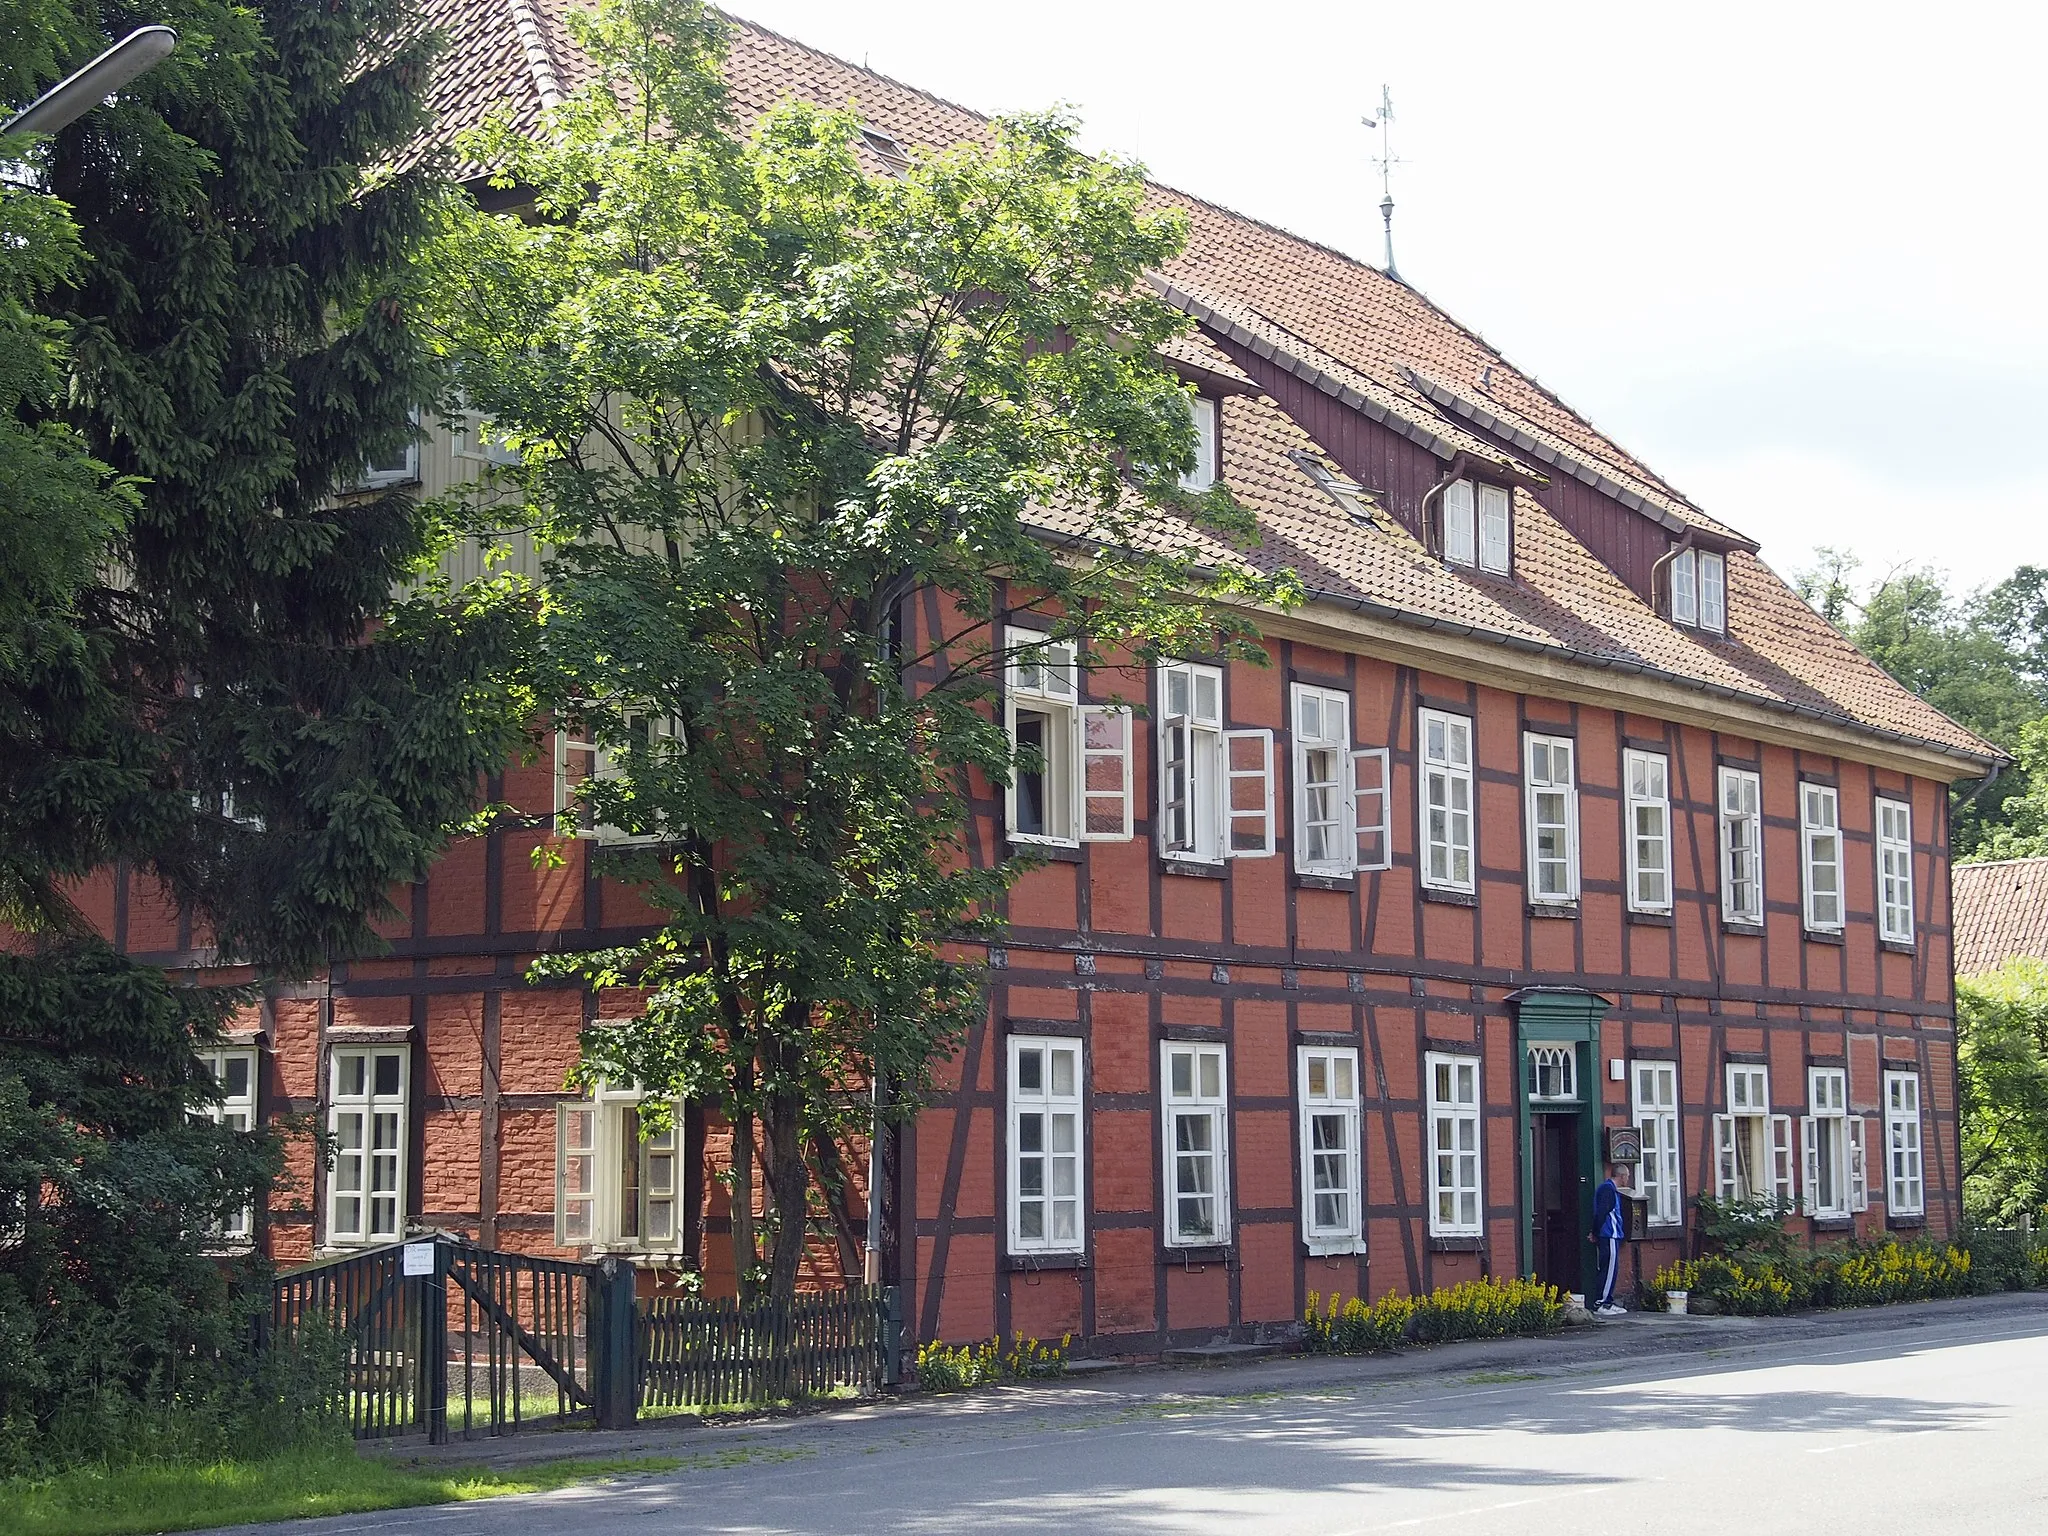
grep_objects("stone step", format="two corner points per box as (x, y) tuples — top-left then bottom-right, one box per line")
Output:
(1160, 1342), (1284, 1366)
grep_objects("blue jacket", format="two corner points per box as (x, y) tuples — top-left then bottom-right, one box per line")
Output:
(1593, 1177), (1625, 1240)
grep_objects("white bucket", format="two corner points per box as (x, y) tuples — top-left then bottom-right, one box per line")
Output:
(1667, 1290), (1689, 1315)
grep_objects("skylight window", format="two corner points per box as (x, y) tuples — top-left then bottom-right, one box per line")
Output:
(1290, 451), (1379, 526)
(859, 126), (910, 174)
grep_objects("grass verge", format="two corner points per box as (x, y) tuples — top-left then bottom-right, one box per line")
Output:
(0, 1444), (685, 1536)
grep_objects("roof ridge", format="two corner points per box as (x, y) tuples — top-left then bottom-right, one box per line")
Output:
(1955, 856), (2048, 871)
(506, 0), (565, 111)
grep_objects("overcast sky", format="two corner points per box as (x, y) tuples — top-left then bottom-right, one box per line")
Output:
(727, 0), (2045, 597)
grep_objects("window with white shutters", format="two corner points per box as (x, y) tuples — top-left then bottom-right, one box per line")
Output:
(1884, 1070), (1924, 1216)
(1719, 766), (1763, 926)
(1427, 1053), (1482, 1236)
(1298, 1047), (1362, 1253)
(1004, 629), (1130, 847)
(1419, 709), (1475, 892)
(1010, 1037), (1085, 1256)
(1625, 750), (1672, 913)
(554, 1082), (684, 1252)
(195, 1046), (259, 1243)
(1801, 783), (1843, 932)
(1163, 1043), (1230, 1246)
(1877, 797), (1914, 945)
(1292, 685), (1352, 876)
(1180, 396), (1219, 492)
(1004, 627), (1078, 846)
(1802, 1067), (1856, 1218)
(1631, 1061), (1682, 1227)
(1713, 1063), (1788, 1205)
(1443, 479), (1476, 567)
(1158, 661), (1273, 863)
(329, 1047), (408, 1246)
(1523, 733), (1579, 904)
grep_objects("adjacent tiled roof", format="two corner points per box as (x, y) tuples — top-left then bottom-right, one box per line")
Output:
(412, 0), (2001, 771)
(1953, 859), (2048, 975)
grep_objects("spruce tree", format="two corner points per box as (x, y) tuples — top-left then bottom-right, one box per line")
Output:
(0, 1), (531, 1463)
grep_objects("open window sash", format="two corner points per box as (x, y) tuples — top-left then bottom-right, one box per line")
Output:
(1079, 704), (1133, 842)
(1223, 728), (1275, 858)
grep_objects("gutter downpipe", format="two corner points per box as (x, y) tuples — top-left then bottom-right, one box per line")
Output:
(1649, 528), (1695, 621)
(1419, 453), (1471, 557)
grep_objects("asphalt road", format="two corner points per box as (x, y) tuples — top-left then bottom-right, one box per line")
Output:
(240, 1303), (2048, 1535)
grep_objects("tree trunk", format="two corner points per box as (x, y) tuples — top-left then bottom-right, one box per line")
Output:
(731, 1102), (757, 1304)
(765, 1079), (809, 1309)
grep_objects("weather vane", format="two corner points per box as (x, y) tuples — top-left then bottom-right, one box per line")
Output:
(1361, 85), (1400, 279)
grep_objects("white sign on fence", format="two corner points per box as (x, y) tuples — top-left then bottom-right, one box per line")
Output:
(402, 1241), (436, 1277)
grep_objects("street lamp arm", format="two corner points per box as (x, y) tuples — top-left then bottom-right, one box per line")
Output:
(3, 26), (177, 139)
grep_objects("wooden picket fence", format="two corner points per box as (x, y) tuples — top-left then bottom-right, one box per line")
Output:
(638, 1283), (898, 1410)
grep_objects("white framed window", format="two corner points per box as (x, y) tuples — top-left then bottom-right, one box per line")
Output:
(1443, 479), (1476, 567)
(1426, 1052), (1482, 1237)
(453, 408), (522, 467)
(1162, 1042), (1230, 1246)
(554, 706), (684, 845)
(357, 406), (421, 489)
(1298, 1046), (1362, 1254)
(1477, 483), (1511, 575)
(1625, 750), (1672, 913)
(328, 1047), (408, 1246)
(195, 1046), (259, 1242)
(1713, 1063), (1792, 1205)
(555, 1081), (684, 1251)
(1877, 797), (1914, 945)
(1523, 733), (1579, 904)
(1800, 1066), (1866, 1218)
(1631, 1061), (1682, 1227)
(1719, 766), (1763, 926)
(1700, 551), (1726, 633)
(1419, 708), (1474, 892)
(1669, 547), (1727, 634)
(1158, 662), (1272, 863)
(1524, 1043), (1578, 1103)
(1800, 782), (1843, 932)
(1180, 395), (1219, 492)
(1009, 1037), (1085, 1256)
(1292, 684), (1352, 876)
(1353, 747), (1392, 871)
(1005, 628), (1077, 845)
(1884, 1070), (1924, 1217)
(1003, 628), (1132, 845)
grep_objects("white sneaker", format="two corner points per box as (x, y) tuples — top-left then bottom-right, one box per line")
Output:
(1597, 1303), (1626, 1317)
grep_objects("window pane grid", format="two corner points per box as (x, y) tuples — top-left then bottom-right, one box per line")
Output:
(1420, 709), (1475, 892)
(1625, 750), (1672, 912)
(1426, 1053), (1482, 1236)
(1632, 1061), (1682, 1226)
(1523, 734), (1577, 902)
(1720, 768), (1763, 924)
(1165, 1045), (1229, 1246)
(1011, 1039), (1085, 1255)
(1299, 1047), (1361, 1247)
(329, 1048), (407, 1246)
(1801, 784), (1843, 931)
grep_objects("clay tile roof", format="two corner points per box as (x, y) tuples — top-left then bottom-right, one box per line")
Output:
(412, 0), (2003, 771)
(1952, 859), (2048, 975)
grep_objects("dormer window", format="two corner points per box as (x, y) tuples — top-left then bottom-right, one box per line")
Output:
(1442, 478), (1511, 575)
(1670, 547), (1727, 634)
(1180, 395), (1219, 492)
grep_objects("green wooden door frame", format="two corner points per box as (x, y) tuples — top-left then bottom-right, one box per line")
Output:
(1508, 987), (1613, 1297)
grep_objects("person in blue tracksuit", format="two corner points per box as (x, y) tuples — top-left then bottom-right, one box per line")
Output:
(1589, 1163), (1626, 1315)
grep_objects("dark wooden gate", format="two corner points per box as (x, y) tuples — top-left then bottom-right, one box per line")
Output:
(638, 1284), (900, 1412)
(269, 1234), (632, 1442)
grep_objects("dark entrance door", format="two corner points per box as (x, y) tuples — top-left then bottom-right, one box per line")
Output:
(1531, 1113), (1582, 1296)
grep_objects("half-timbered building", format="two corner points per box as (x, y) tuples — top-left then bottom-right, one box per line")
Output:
(78, 2), (2002, 1350)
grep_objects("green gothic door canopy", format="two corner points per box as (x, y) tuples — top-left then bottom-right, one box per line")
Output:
(1505, 986), (1614, 1045)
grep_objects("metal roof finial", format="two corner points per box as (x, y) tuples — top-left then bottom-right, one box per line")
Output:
(1362, 85), (1401, 279)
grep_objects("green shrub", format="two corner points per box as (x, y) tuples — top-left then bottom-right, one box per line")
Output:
(1693, 1195), (1799, 1266)
(913, 1332), (1069, 1393)
(1302, 1276), (1560, 1354)
(1651, 1238), (1976, 1318)
(1958, 1223), (2045, 1292)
